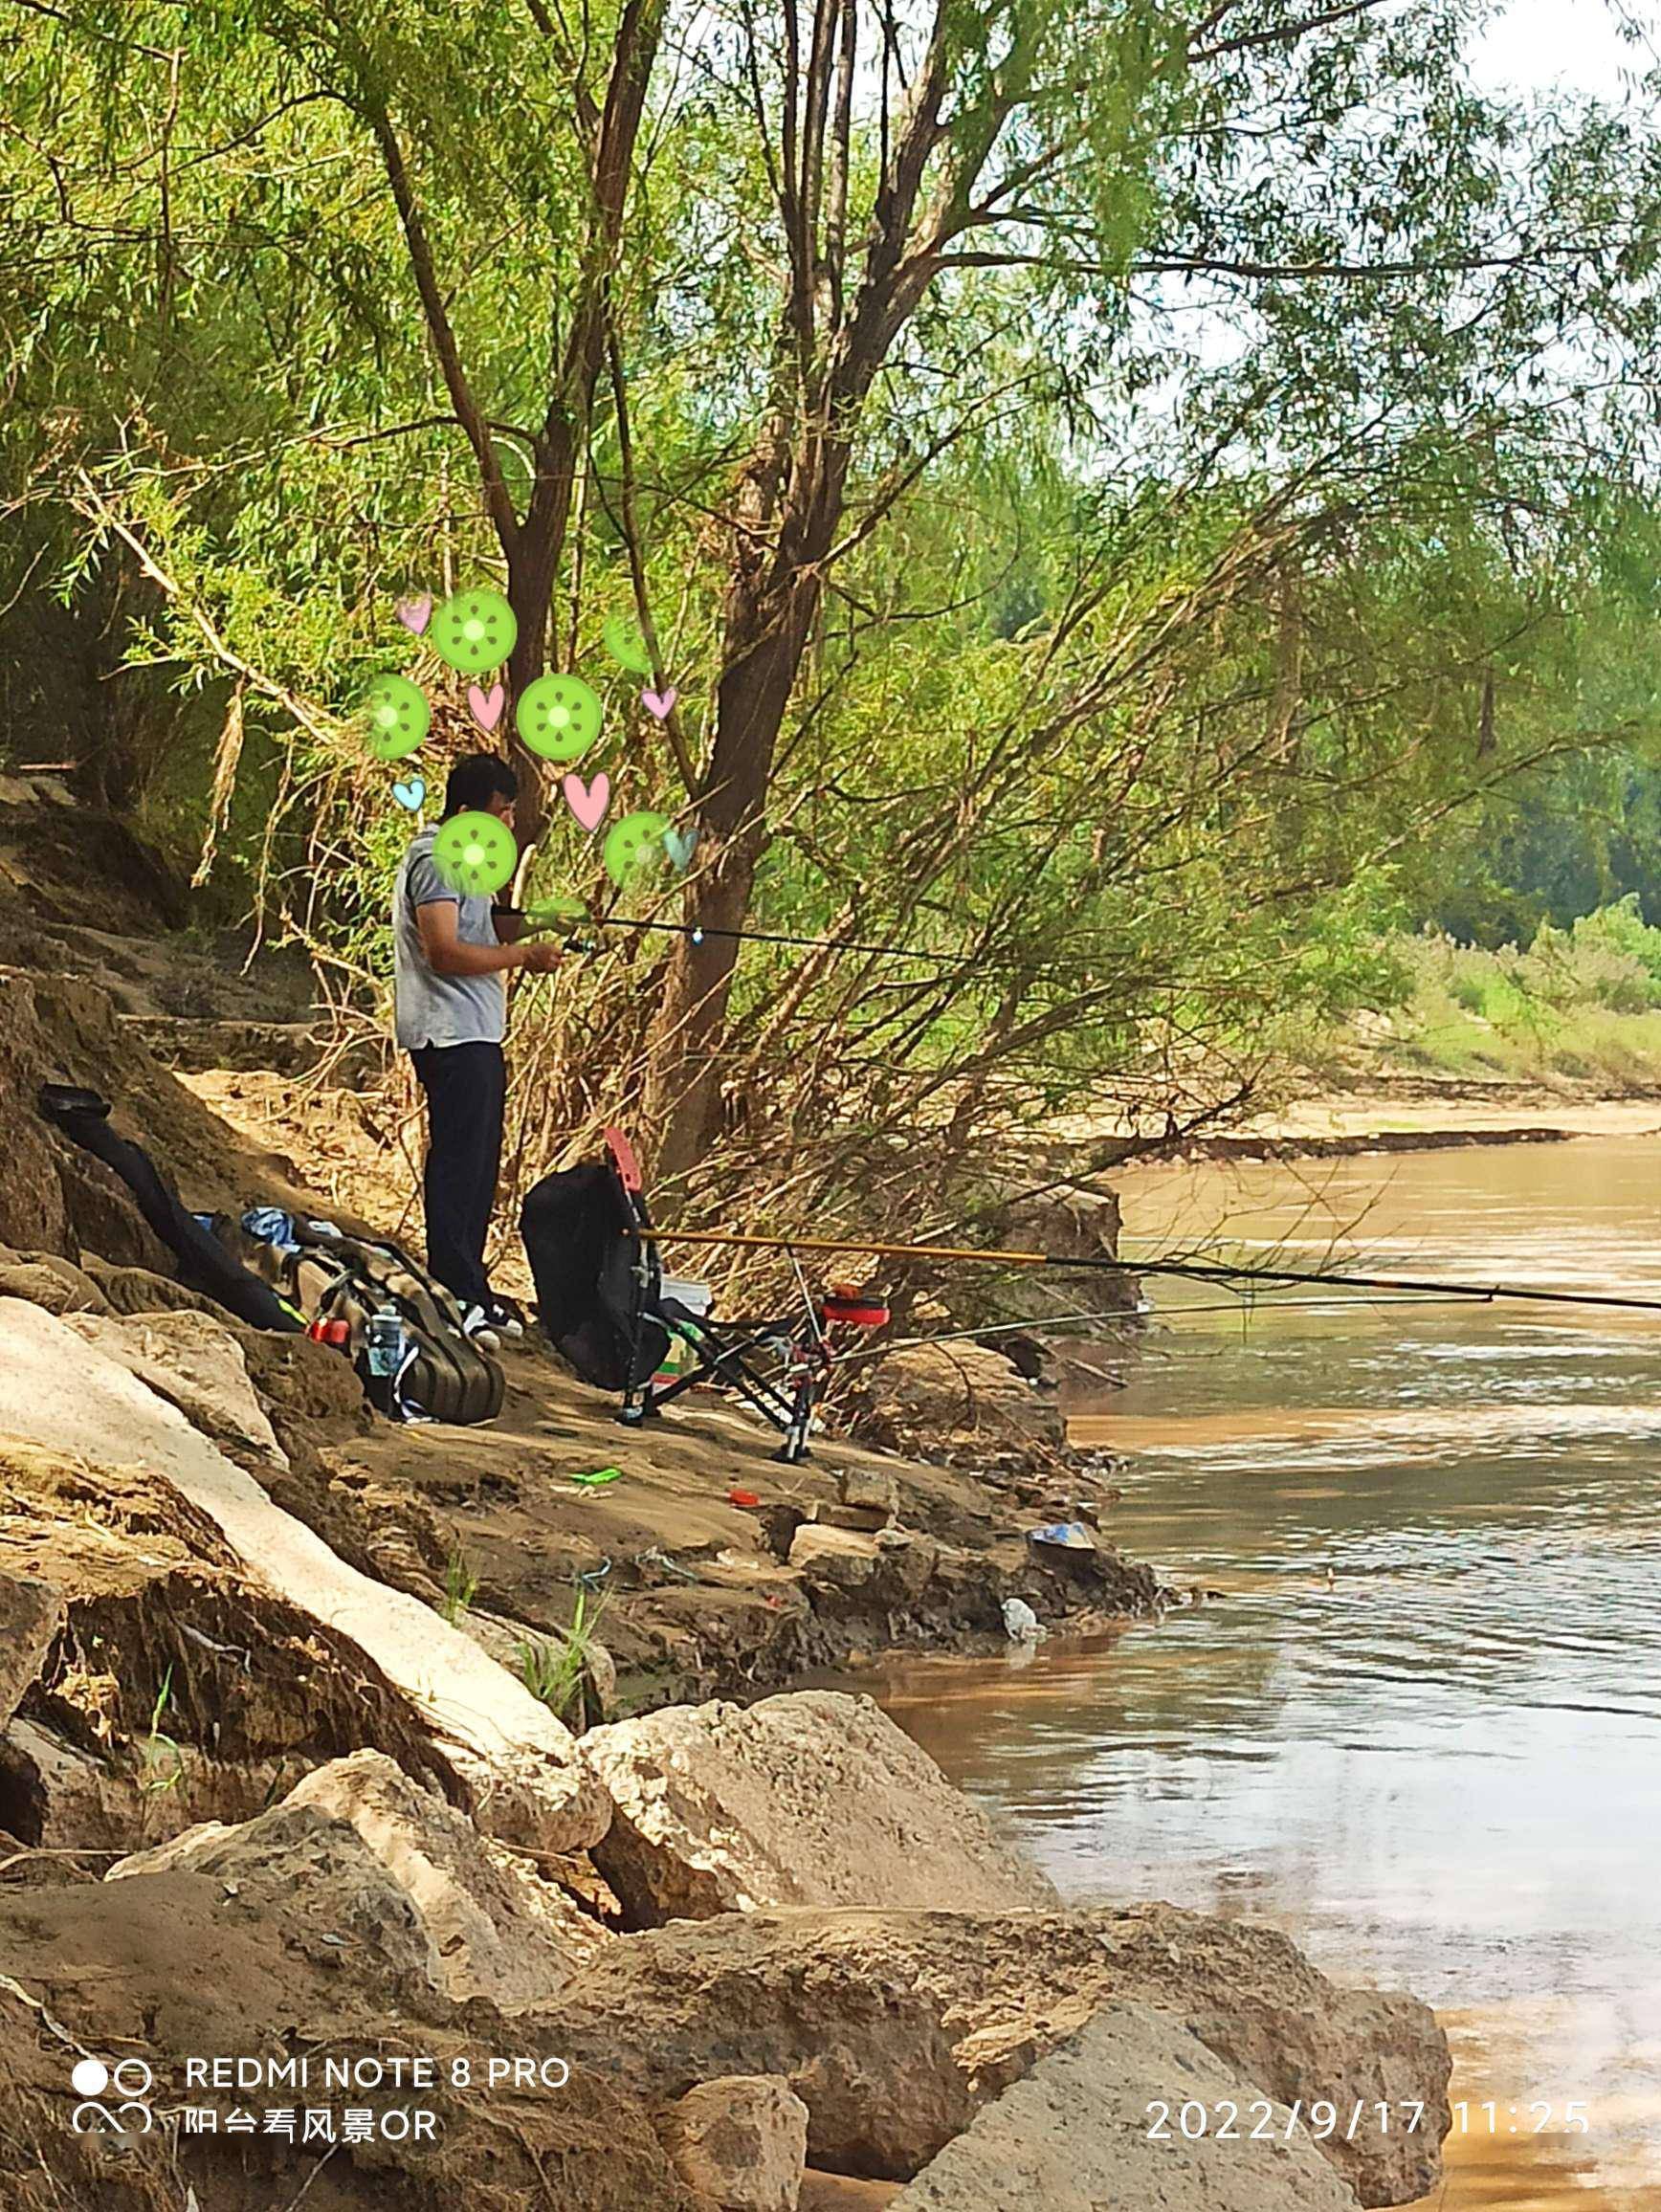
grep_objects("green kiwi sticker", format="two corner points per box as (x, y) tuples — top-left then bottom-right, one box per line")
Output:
(430, 588), (517, 676)
(432, 808), (519, 897)
(602, 614), (654, 676)
(363, 673), (430, 761)
(603, 809), (671, 887)
(522, 893), (590, 928)
(517, 673), (604, 763)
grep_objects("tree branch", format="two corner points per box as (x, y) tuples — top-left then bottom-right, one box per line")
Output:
(362, 102), (520, 556)
(1189, 0), (1397, 64)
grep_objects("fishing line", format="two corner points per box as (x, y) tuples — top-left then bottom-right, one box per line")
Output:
(832, 1289), (1477, 1367)
(836, 1300), (1149, 1365)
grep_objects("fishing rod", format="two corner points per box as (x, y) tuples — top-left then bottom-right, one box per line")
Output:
(635, 1225), (1661, 1316)
(515, 900), (972, 968)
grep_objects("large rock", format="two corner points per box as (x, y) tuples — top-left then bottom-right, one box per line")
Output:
(0, 1298), (610, 1854)
(0, 971), (126, 1257)
(788, 1524), (881, 1588)
(836, 1466), (898, 1520)
(578, 1691), (1058, 1924)
(0, 1863), (701, 2212)
(889, 2001), (1353, 2211)
(110, 1748), (608, 2006)
(79, 1256), (224, 1316)
(0, 962), (321, 1269)
(786, 1526), (941, 1613)
(850, 1341), (1065, 1473)
(0, 1568), (60, 1726)
(0, 968), (230, 1269)
(0, 1245), (110, 1316)
(0, 1714), (131, 1849)
(63, 1307), (289, 1469)
(657, 2075), (809, 2212)
(0, 1435), (459, 1849)
(233, 1322), (373, 1463)
(555, 1905), (1450, 2204)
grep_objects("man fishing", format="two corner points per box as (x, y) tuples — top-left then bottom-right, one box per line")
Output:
(393, 751), (560, 1338)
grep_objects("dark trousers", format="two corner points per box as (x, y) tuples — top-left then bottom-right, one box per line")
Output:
(411, 1042), (505, 1311)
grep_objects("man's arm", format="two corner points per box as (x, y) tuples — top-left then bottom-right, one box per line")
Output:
(416, 900), (560, 976)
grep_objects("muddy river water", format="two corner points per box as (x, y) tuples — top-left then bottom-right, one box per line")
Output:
(867, 1133), (1661, 2210)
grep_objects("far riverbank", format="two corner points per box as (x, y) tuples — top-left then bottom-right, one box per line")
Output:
(1157, 1075), (1661, 1163)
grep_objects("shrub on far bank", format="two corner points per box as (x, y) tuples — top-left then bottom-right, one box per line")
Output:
(1325, 898), (1661, 1086)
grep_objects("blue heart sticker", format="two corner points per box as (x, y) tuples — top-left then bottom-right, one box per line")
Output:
(392, 776), (426, 812)
(663, 826), (698, 872)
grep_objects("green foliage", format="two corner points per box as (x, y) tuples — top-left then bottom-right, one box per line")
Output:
(1343, 905), (1661, 1085)
(1564, 898), (1661, 997)
(6, 0), (1661, 1191)
(1425, 751), (1661, 942)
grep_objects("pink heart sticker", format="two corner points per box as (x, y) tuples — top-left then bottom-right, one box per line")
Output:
(468, 681), (505, 732)
(397, 595), (432, 635)
(563, 771), (610, 831)
(641, 686), (678, 721)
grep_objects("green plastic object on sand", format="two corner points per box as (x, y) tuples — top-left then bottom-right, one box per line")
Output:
(568, 1466), (625, 1489)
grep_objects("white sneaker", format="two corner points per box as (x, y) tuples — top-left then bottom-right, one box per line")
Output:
(461, 1304), (501, 1352)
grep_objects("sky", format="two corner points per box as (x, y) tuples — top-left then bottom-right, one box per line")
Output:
(1472, 0), (1660, 98)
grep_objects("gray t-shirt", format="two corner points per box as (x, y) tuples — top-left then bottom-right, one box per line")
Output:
(392, 826), (505, 1051)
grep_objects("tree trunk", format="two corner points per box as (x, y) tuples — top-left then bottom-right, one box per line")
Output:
(503, 427), (577, 844)
(645, 560), (822, 1182)
(636, 0), (948, 1181)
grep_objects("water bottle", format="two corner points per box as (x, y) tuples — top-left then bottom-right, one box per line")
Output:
(366, 1306), (405, 1381)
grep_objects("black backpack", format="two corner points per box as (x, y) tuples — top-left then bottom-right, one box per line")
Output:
(37, 1083), (304, 1334)
(286, 1221), (505, 1427)
(520, 1159), (669, 1390)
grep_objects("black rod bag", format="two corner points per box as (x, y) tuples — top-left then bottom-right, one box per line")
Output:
(37, 1084), (303, 1334)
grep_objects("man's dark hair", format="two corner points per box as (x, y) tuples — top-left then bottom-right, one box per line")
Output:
(442, 752), (520, 818)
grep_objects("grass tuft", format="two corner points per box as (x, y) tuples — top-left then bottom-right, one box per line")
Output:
(440, 1543), (479, 1626)
(517, 1584), (608, 1725)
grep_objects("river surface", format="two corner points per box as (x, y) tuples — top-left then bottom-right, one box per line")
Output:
(866, 1133), (1661, 2210)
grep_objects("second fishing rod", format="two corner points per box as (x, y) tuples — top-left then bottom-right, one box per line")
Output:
(628, 1223), (1661, 1317)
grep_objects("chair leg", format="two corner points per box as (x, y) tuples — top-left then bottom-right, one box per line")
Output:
(774, 1379), (816, 1462)
(618, 1373), (658, 1426)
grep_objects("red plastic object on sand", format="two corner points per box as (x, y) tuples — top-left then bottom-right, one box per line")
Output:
(821, 1280), (890, 1329)
(728, 1487), (762, 1509)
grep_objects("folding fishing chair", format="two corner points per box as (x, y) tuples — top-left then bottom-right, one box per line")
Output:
(520, 1128), (888, 1462)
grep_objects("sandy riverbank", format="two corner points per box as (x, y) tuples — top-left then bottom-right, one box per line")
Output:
(1235, 1076), (1661, 1149)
